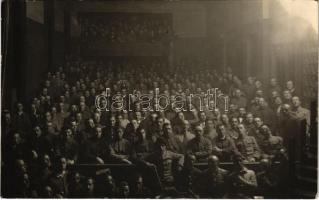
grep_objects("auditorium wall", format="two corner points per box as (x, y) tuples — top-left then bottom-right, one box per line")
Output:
(52, 1), (66, 69)
(18, 0), (317, 105)
(69, 1), (208, 62)
(266, 0), (318, 104)
(68, 0), (267, 77)
(23, 1), (65, 101)
(25, 1), (47, 99)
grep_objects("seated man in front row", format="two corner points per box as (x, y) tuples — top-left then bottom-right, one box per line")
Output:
(186, 125), (212, 161)
(83, 126), (131, 164)
(201, 155), (229, 198)
(226, 155), (258, 198)
(212, 124), (238, 161)
(233, 124), (261, 162)
(258, 124), (284, 158)
(141, 137), (184, 189)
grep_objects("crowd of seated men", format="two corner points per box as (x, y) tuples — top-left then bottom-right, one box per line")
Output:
(2, 58), (310, 198)
(81, 17), (172, 43)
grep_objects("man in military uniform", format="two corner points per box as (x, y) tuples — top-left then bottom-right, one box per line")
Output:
(290, 96), (310, 136)
(290, 96), (310, 159)
(226, 155), (258, 198)
(259, 125), (283, 158)
(253, 98), (276, 131)
(186, 125), (213, 161)
(256, 158), (279, 198)
(212, 124), (238, 161)
(201, 155), (229, 198)
(249, 117), (264, 146)
(228, 117), (240, 140)
(177, 154), (201, 197)
(234, 124), (261, 162)
(143, 138), (184, 189)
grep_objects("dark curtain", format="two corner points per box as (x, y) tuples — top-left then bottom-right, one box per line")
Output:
(1, 0), (26, 110)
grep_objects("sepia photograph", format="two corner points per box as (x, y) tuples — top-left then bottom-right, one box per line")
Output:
(1, 0), (318, 198)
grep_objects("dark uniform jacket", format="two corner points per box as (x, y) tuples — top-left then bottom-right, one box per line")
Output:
(145, 150), (184, 185)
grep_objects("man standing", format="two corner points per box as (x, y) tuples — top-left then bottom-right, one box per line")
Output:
(290, 96), (310, 158)
(290, 96), (310, 136)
